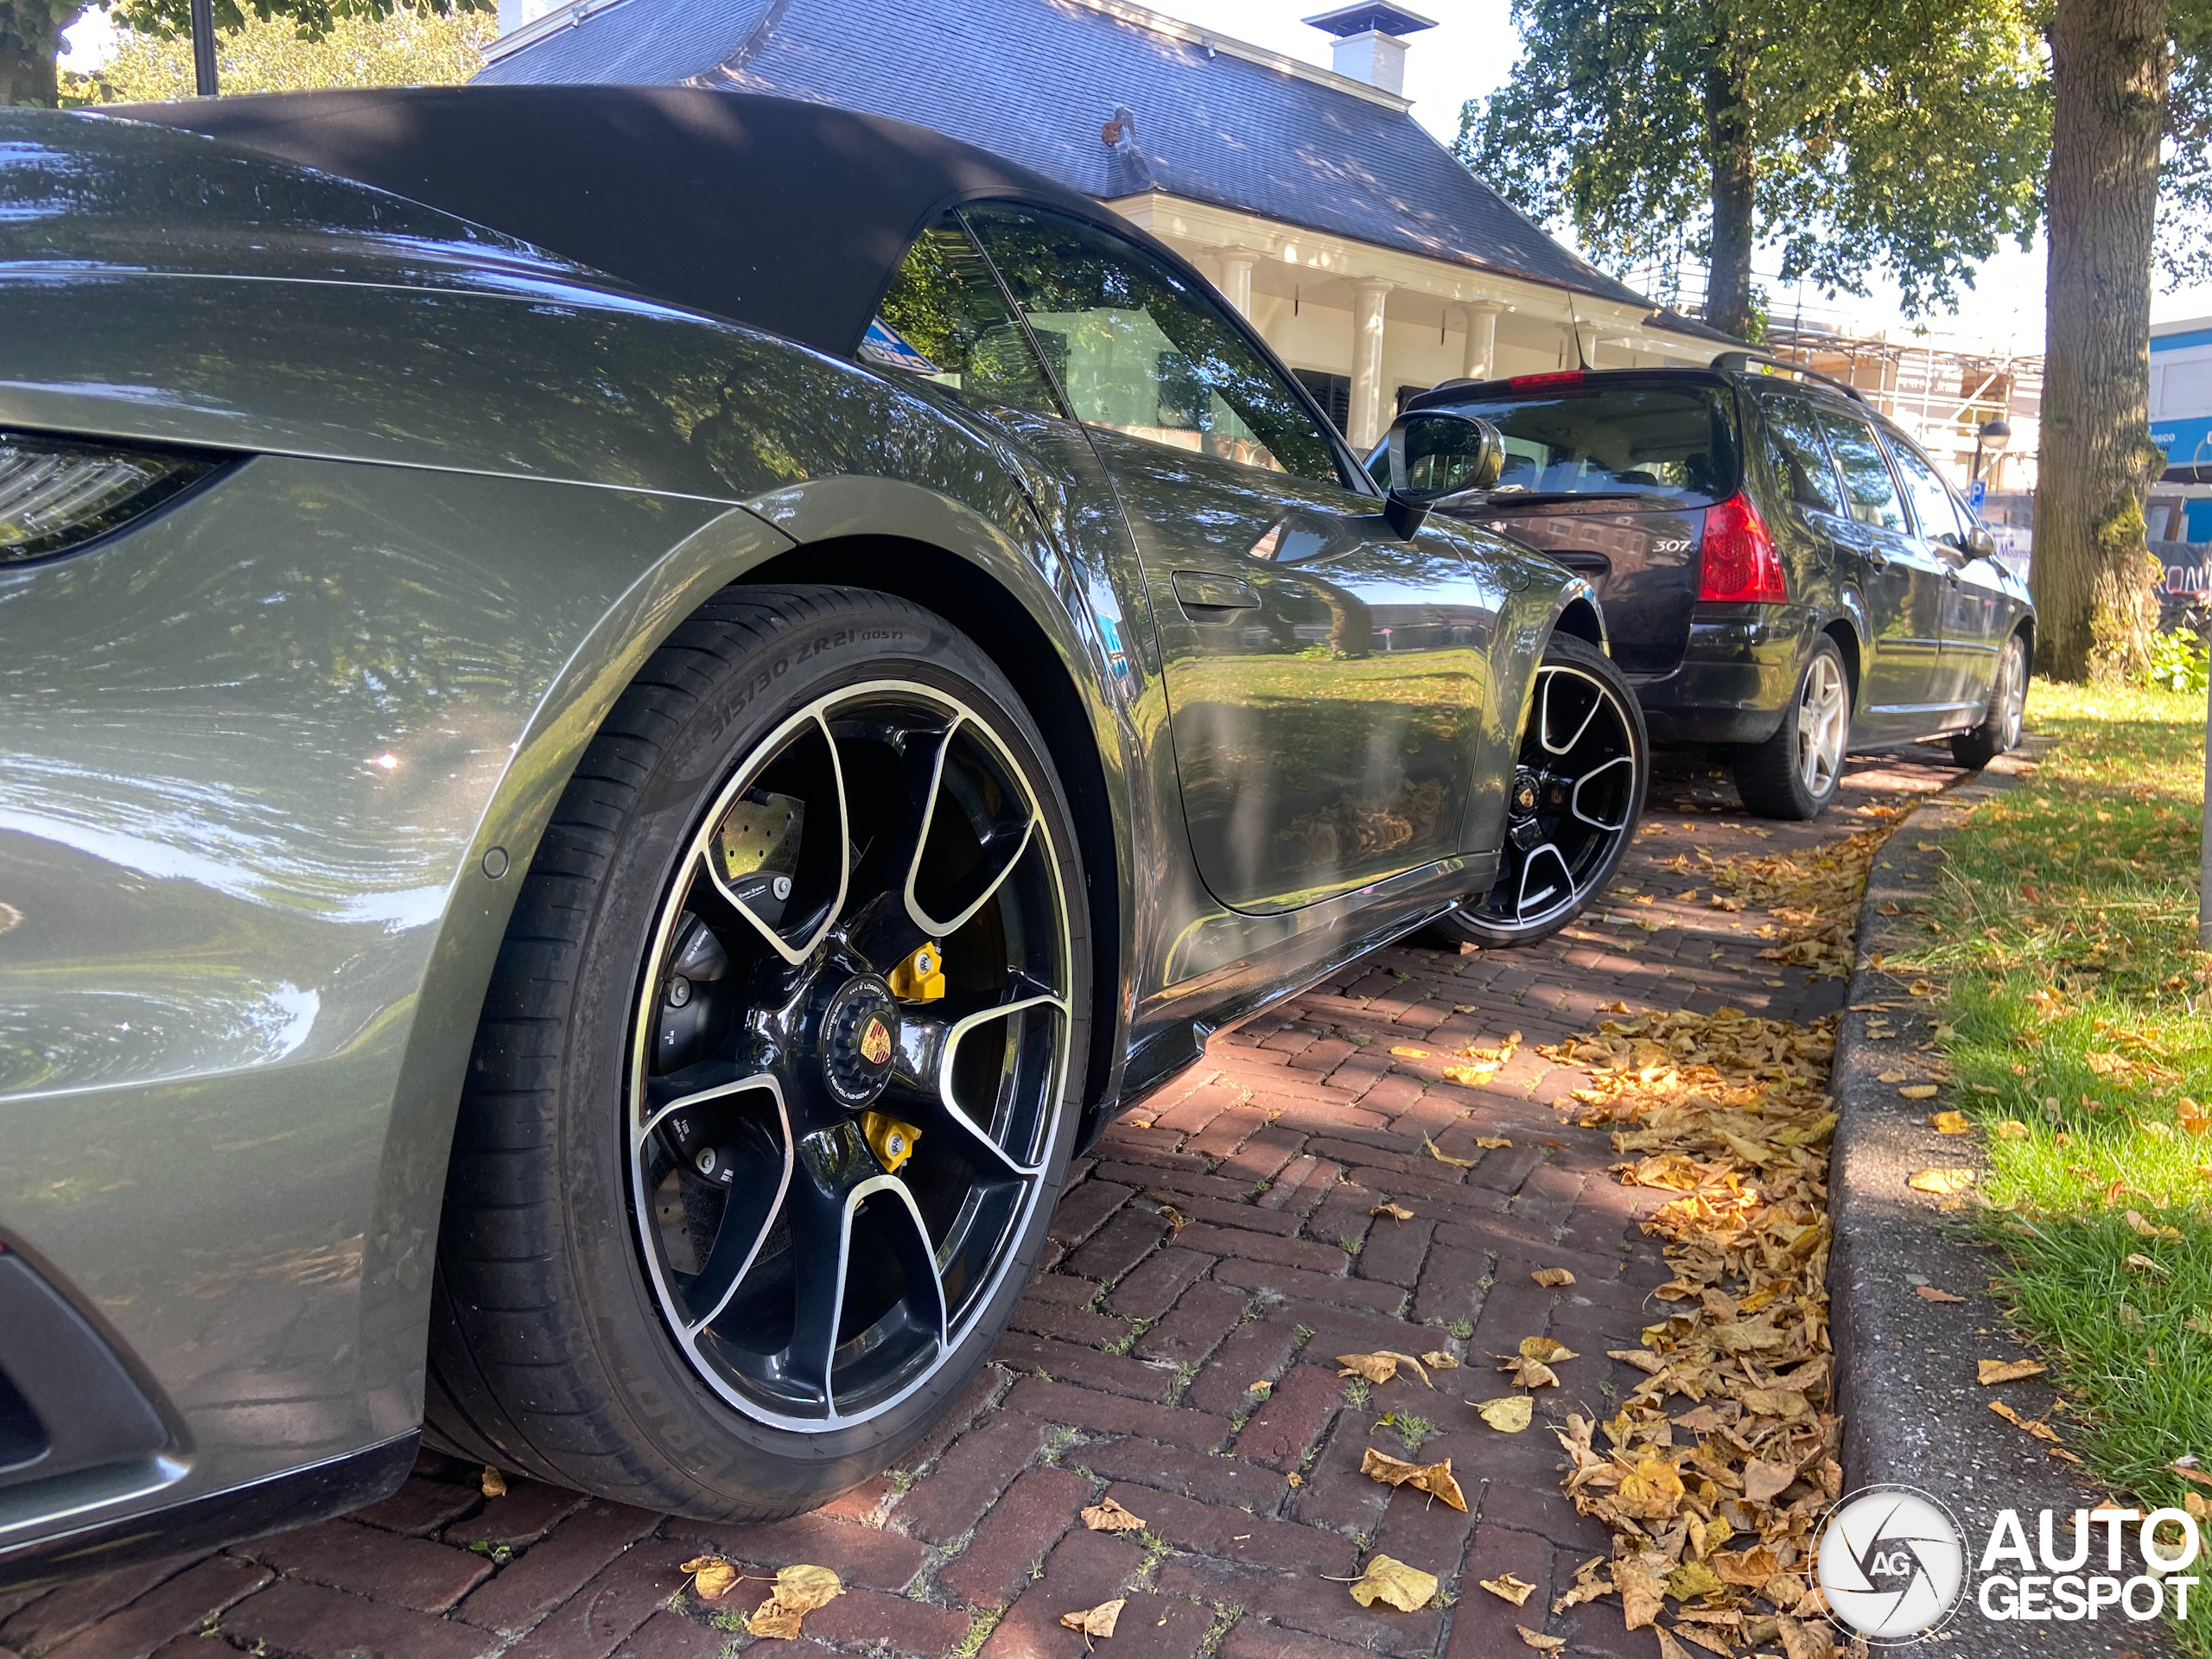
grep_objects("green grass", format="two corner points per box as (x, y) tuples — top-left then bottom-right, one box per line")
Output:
(1898, 682), (2212, 1653)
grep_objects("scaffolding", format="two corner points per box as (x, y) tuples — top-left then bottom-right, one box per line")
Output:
(1613, 259), (2044, 493)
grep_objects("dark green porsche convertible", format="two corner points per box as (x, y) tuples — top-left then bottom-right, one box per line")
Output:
(0, 86), (1645, 1580)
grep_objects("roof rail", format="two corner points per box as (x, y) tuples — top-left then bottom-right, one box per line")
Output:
(1710, 349), (1868, 405)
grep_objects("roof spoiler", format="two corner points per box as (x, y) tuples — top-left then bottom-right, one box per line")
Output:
(1710, 350), (1868, 405)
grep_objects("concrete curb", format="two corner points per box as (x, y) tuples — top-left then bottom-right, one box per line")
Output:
(1829, 737), (2180, 1656)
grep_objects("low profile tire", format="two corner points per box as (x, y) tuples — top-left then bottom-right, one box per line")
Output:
(1950, 630), (2027, 770)
(1430, 632), (1647, 949)
(1731, 635), (1851, 820)
(426, 585), (1090, 1520)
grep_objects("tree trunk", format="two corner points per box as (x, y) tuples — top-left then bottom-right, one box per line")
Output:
(2033, 0), (2170, 682)
(1703, 34), (1758, 341)
(0, 5), (66, 108)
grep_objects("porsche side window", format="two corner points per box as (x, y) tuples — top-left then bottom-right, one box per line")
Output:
(1815, 409), (1908, 532)
(1760, 397), (1845, 513)
(1886, 433), (1967, 549)
(960, 201), (1339, 484)
(861, 216), (1061, 417)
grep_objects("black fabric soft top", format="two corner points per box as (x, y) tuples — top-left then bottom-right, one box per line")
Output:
(115, 84), (1112, 357)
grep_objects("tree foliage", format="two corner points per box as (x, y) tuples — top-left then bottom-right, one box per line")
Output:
(2158, 0), (2212, 288)
(67, 0), (491, 100)
(1457, 0), (2050, 336)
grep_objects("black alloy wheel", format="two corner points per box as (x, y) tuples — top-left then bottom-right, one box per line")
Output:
(630, 681), (1071, 1429)
(1433, 632), (1647, 949)
(428, 588), (1089, 1519)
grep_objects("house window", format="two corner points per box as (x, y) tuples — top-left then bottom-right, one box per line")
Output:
(1293, 370), (1350, 435)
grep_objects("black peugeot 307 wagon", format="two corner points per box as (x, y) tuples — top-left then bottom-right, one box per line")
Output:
(1386, 355), (2035, 818)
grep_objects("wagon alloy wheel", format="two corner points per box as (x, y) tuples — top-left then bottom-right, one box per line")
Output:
(1951, 630), (2028, 769)
(1795, 650), (1850, 798)
(630, 683), (1071, 1430)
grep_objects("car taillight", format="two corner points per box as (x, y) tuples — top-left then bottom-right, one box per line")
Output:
(1697, 493), (1788, 603)
(1507, 371), (1584, 390)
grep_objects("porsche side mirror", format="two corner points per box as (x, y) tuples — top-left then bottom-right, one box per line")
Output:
(1382, 410), (1505, 538)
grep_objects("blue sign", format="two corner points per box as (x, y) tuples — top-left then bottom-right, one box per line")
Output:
(1967, 478), (1986, 511)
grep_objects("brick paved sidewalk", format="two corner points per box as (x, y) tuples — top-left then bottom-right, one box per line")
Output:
(3, 751), (1964, 1659)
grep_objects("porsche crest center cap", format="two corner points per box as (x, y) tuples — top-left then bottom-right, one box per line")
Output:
(822, 976), (900, 1107)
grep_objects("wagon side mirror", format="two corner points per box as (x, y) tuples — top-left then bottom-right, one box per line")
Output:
(1382, 410), (1505, 538)
(1963, 522), (1998, 560)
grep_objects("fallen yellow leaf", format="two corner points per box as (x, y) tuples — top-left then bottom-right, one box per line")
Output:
(682, 1556), (738, 1601)
(1359, 1447), (1467, 1512)
(2125, 1251), (2171, 1275)
(1517, 1627), (1567, 1651)
(1739, 1457), (1797, 1503)
(744, 1564), (843, 1638)
(1370, 1201), (1414, 1222)
(1391, 1046), (1430, 1058)
(1337, 1351), (1432, 1387)
(1340, 1554), (1438, 1611)
(1531, 1267), (1576, 1287)
(480, 1465), (507, 1499)
(1900, 1084), (1940, 1100)
(1059, 1598), (1125, 1637)
(1480, 1571), (1537, 1606)
(1667, 1559), (1725, 1601)
(1908, 1166), (1977, 1195)
(1988, 1401), (2061, 1443)
(2127, 1209), (2183, 1240)
(1977, 1357), (2047, 1385)
(1475, 1136), (1513, 1149)
(1501, 1357), (1560, 1389)
(1421, 1351), (1459, 1370)
(1475, 1395), (1534, 1432)
(1914, 1286), (1965, 1303)
(1518, 1336), (1579, 1363)
(1930, 1110), (1970, 1135)
(1994, 1119), (2030, 1140)
(1157, 1204), (1186, 1236)
(1618, 1558), (1664, 1629)
(1081, 1497), (1147, 1532)
(1423, 1138), (1475, 1168)
(1877, 1071), (1908, 1084)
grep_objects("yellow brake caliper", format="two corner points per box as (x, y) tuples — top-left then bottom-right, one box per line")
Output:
(888, 939), (945, 1002)
(861, 1111), (922, 1175)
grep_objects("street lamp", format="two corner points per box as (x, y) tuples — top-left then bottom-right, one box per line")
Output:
(1972, 417), (2011, 483)
(190, 0), (217, 95)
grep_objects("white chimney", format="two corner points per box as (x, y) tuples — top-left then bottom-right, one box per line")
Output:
(1303, 3), (1437, 95)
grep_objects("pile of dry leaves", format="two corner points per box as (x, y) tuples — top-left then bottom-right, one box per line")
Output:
(1672, 828), (1888, 979)
(1538, 1007), (1853, 1659)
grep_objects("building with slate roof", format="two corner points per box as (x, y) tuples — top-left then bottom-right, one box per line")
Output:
(480, 0), (1722, 448)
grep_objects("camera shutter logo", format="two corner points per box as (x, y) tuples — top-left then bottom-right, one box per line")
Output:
(1815, 1485), (1969, 1642)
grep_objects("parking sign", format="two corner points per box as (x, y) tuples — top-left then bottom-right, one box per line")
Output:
(1967, 478), (1986, 511)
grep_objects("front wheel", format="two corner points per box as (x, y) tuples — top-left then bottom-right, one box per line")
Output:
(426, 586), (1089, 1520)
(1431, 633), (1647, 949)
(1950, 630), (2027, 769)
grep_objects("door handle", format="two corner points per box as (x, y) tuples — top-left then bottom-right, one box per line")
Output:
(1172, 570), (1261, 619)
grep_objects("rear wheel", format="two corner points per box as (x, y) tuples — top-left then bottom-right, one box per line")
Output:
(1950, 630), (2027, 769)
(1431, 633), (1646, 949)
(1732, 636), (1850, 819)
(426, 586), (1088, 1519)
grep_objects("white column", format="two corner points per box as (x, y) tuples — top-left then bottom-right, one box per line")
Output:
(1459, 300), (1510, 382)
(1350, 276), (1394, 451)
(1209, 248), (1256, 317)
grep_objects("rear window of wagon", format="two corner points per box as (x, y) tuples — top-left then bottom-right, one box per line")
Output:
(1427, 380), (1742, 509)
